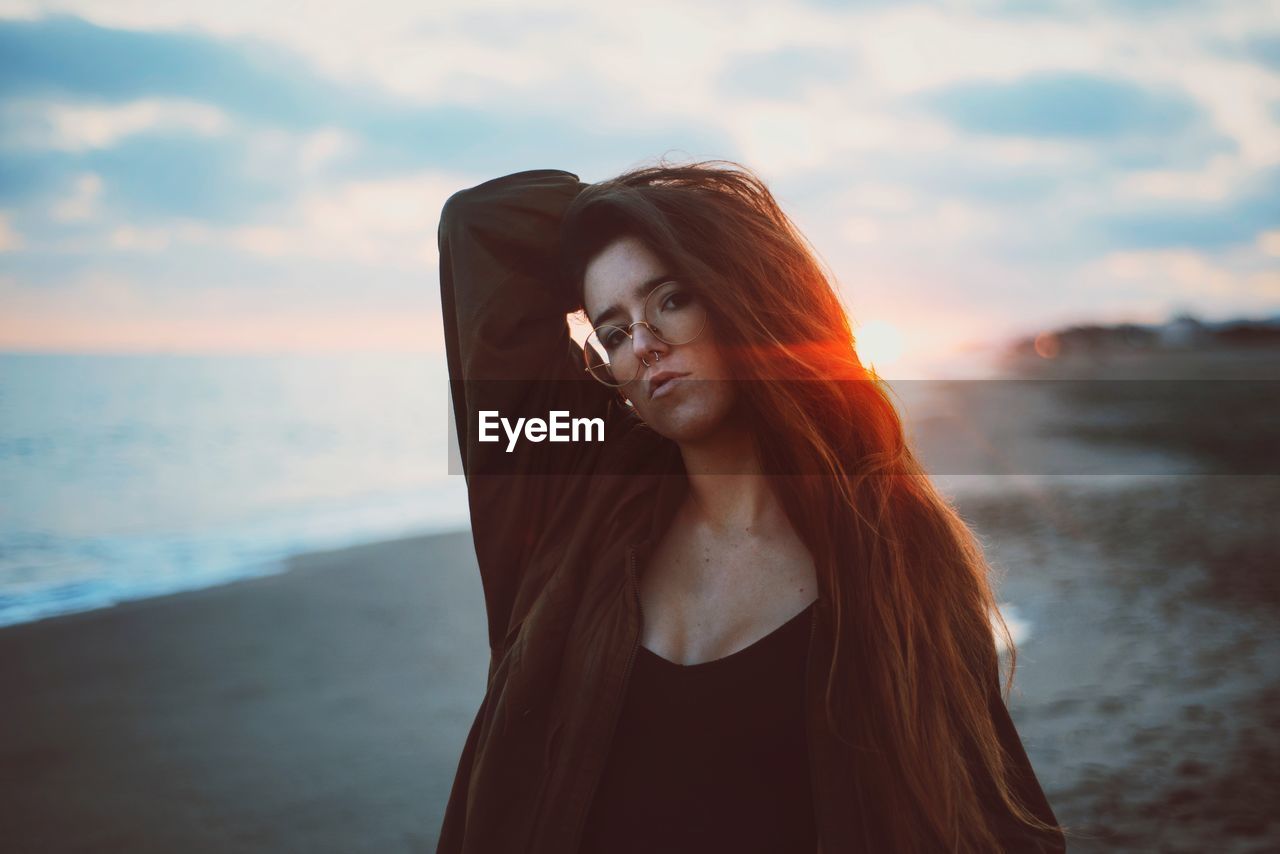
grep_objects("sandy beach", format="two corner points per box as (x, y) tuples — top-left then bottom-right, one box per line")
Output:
(2, 345), (1277, 852)
(967, 474), (1280, 851)
(0, 530), (491, 853)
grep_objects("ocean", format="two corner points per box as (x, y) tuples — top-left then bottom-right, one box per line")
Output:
(0, 352), (469, 628)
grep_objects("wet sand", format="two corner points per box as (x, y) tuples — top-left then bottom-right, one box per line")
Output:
(967, 475), (1280, 852)
(0, 530), (490, 853)
(962, 345), (1280, 852)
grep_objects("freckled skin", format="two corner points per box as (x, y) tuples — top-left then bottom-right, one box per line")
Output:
(581, 236), (737, 444)
(581, 236), (819, 666)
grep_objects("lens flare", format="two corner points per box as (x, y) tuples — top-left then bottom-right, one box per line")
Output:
(855, 320), (905, 370)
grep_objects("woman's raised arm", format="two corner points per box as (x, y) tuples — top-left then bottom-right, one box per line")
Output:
(437, 168), (623, 656)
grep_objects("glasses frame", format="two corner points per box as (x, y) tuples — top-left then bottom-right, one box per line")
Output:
(581, 279), (707, 388)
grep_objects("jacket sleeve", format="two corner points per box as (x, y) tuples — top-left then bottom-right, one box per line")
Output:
(982, 679), (1067, 853)
(437, 168), (624, 656)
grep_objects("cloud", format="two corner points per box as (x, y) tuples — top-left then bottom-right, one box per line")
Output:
(1115, 153), (1244, 203)
(900, 65), (1241, 190)
(0, 211), (23, 250)
(0, 15), (541, 166)
(799, 0), (906, 9)
(77, 131), (285, 222)
(0, 15), (339, 128)
(985, 0), (1209, 19)
(49, 171), (100, 221)
(717, 46), (856, 101)
(1, 2), (1276, 354)
(0, 14), (734, 211)
(0, 266), (443, 353)
(0, 121), (376, 236)
(917, 70), (1202, 140)
(1079, 245), (1280, 318)
(221, 170), (465, 271)
(0, 98), (231, 151)
(1093, 163), (1280, 250)
(0, 147), (76, 203)
(1244, 34), (1280, 70)
(13, 166), (470, 275)
(1259, 229), (1280, 257)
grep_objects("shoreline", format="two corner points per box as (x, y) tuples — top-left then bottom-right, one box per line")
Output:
(0, 524), (474, 636)
(1, 527), (490, 853)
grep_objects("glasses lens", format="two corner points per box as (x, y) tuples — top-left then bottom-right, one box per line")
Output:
(584, 325), (639, 386)
(644, 280), (707, 345)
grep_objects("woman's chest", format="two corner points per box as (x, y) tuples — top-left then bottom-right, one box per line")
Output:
(636, 521), (818, 666)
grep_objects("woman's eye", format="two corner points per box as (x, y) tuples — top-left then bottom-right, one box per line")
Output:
(603, 331), (625, 350)
(662, 290), (690, 311)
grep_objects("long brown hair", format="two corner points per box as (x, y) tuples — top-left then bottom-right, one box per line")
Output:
(559, 157), (1065, 851)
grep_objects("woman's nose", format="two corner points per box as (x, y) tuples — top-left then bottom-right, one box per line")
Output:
(631, 324), (669, 362)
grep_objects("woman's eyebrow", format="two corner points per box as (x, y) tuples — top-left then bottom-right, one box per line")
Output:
(590, 274), (673, 328)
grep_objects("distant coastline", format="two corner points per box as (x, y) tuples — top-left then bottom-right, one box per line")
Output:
(1003, 312), (1280, 362)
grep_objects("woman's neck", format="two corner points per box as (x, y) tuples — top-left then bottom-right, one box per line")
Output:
(677, 424), (787, 538)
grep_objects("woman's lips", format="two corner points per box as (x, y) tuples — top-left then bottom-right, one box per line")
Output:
(649, 372), (688, 399)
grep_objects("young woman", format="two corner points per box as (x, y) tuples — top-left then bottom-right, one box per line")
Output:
(436, 162), (1066, 853)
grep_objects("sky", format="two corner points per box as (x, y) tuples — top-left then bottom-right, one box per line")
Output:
(0, 0), (1277, 375)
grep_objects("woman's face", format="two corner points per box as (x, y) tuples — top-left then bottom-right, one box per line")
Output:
(581, 236), (737, 443)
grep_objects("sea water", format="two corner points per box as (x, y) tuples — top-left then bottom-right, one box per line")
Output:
(0, 352), (469, 628)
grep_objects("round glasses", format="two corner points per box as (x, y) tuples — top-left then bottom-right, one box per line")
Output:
(583, 279), (708, 387)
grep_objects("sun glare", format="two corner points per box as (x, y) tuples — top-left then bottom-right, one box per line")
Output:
(855, 319), (905, 371)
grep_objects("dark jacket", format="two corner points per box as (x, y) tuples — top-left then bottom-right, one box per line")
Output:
(435, 168), (1066, 853)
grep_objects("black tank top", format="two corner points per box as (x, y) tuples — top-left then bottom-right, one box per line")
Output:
(578, 601), (818, 854)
